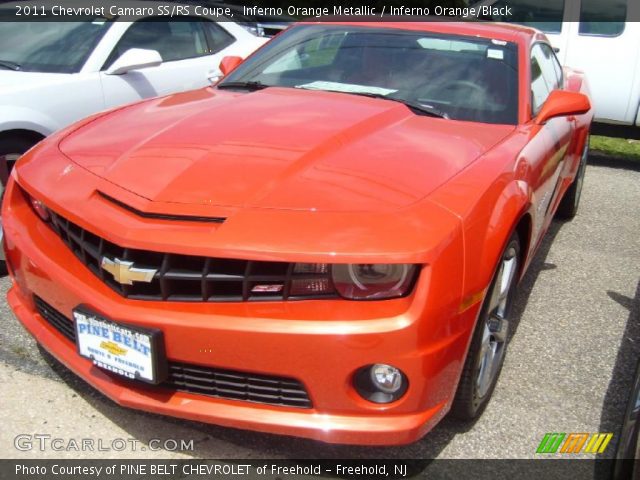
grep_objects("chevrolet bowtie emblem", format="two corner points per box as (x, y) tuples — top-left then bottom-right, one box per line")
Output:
(100, 257), (157, 285)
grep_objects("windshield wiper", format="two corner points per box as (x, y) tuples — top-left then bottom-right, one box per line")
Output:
(0, 60), (21, 71)
(217, 80), (270, 91)
(401, 101), (450, 119)
(344, 92), (450, 119)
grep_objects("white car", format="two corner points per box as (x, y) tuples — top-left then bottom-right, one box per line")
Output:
(0, 11), (267, 182)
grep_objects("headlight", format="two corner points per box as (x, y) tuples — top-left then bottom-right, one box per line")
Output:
(20, 187), (50, 222)
(331, 264), (418, 300)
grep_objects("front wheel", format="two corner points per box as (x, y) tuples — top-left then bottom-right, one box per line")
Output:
(450, 232), (520, 420)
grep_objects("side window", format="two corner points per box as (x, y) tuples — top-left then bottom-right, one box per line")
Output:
(105, 18), (208, 69)
(201, 21), (235, 54)
(530, 45), (551, 116)
(551, 51), (563, 88)
(579, 0), (627, 36)
(478, 0), (565, 34)
(539, 43), (563, 89)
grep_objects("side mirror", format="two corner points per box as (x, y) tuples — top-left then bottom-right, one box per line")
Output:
(535, 90), (591, 125)
(219, 56), (243, 77)
(105, 48), (162, 75)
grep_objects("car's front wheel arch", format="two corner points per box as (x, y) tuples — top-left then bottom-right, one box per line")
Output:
(446, 204), (532, 418)
(0, 129), (46, 185)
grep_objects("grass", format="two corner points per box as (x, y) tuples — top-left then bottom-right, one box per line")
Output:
(590, 135), (640, 162)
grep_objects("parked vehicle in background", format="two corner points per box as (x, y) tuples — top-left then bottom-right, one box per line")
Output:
(194, 1), (292, 38)
(472, 0), (640, 135)
(143, 0), (293, 38)
(0, 3), (268, 186)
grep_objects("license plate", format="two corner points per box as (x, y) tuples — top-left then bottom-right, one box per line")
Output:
(73, 307), (167, 384)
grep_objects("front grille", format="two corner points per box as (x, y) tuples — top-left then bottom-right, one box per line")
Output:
(49, 211), (336, 302)
(34, 296), (312, 408)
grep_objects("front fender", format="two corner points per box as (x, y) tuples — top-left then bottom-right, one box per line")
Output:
(481, 179), (531, 277)
(461, 178), (531, 305)
(428, 151), (532, 402)
(0, 106), (59, 137)
(428, 134), (532, 310)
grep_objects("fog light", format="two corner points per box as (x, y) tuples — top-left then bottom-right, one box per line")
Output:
(354, 364), (408, 404)
(371, 364), (402, 393)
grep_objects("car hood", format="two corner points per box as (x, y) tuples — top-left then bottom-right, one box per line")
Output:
(59, 87), (514, 213)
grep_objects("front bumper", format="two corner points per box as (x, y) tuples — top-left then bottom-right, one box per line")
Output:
(2, 179), (481, 445)
(10, 287), (449, 445)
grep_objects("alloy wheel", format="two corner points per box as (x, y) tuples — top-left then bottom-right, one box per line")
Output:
(476, 245), (518, 398)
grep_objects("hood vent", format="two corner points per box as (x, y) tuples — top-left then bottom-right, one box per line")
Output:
(99, 191), (226, 224)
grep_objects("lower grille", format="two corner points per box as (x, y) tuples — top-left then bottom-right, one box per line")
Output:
(34, 296), (312, 409)
(34, 296), (75, 341)
(165, 363), (312, 408)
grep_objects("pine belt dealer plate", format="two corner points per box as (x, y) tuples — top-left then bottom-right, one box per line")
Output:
(73, 307), (167, 384)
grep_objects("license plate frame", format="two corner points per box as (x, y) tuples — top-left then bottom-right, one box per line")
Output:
(73, 306), (167, 384)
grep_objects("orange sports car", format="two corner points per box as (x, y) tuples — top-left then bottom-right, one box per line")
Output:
(2, 21), (592, 445)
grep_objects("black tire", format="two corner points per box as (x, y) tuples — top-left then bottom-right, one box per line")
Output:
(0, 136), (36, 186)
(450, 232), (521, 420)
(557, 135), (589, 220)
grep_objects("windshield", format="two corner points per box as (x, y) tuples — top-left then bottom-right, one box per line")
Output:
(220, 24), (519, 125)
(0, 16), (111, 73)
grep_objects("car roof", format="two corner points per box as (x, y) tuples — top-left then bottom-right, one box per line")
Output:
(307, 21), (540, 46)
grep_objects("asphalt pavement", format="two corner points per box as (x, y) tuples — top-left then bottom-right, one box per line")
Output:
(0, 162), (639, 463)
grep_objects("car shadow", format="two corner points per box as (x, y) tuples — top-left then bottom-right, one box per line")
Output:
(508, 219), (562, 342)
(115, 73), (158, 100)
(36, 220), (566, 465)
(593, 279), (640, 478)
(588, 153), (640, 173)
